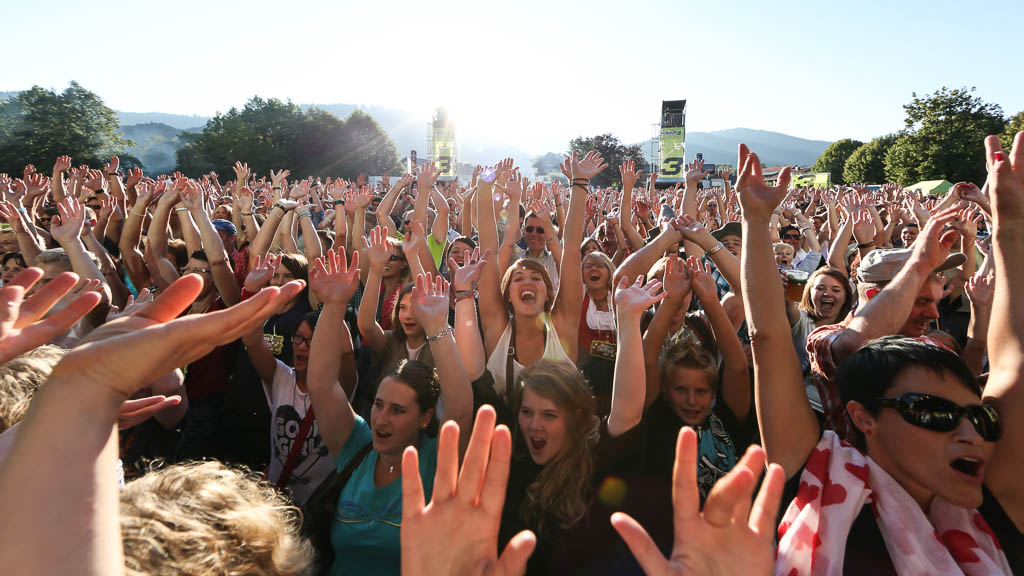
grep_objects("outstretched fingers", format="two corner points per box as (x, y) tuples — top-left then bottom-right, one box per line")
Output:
(610, 512), (667, 575)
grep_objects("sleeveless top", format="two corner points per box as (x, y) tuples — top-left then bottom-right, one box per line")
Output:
(485, 314), (573, 396)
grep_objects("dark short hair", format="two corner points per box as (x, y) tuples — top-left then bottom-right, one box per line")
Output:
(837, 336), (980, 447)
(190, 249), (209, 262)
(2, 251), (27, 268)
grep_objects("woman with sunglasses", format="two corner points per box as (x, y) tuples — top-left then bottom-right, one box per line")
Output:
(476, 155), (598, 402)
(240, 253), (342, 506)
(740, 141), (1021, 574)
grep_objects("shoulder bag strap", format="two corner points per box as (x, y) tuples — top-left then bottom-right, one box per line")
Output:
(277, 406), (316, 489)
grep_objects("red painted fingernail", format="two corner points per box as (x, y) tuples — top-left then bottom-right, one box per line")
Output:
(994, 151), (1005, 162)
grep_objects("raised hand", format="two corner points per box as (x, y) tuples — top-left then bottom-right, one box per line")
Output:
(402, 221), (428, 259)
(671, 214), (709, 244)
(362, 226), (395, 271)
(571, 151), (609, 181)
(686, 256), (717, 302)
(117, 395), (182, 430)
(611, 428), (785, 576)
(685, 158), (712, 184)
(244, 252), (282, 292)
(233, 161), (251, 183)
(614, 275), (666, 317)
(735, 143), (792, 222)
(0, 268), (101, 364)
(417, 162), (442, 193)
(409, 272), (451, 333)
(851, 209), (875, 244)
(309, 248), (361, 306)
(620, 160), (642, 191)
(83, 169), (105, 191)
(449, 248), (490, 291)
(106, 288), (154, 321)
(269, 169), (289, 187)
(238, 186), (255, 211)
(177, 179), (205, 213)
(124, 167), (143, 189)
(911, 207), (960, 270)
(662, 253), (692, 301)
(53, 156), (72, 174)
(24, 173), (49, 199)
(51, 197), (86, 245)
(401, 405), (535, 576)
(985, 132), (1024, 223)
(965, 272), (995, 309)
(55, 274), (304, 399)
(103, 156), (120, 176)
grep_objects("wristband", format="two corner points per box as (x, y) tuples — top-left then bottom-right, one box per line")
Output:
(857, 241), (875, 249)
(799, 226), (812, 233)
(705, 242), (725, 256)
(454, 289), (478, 303)
(426, 325), (454, 342)
(242, 211), (253, 216)
(333, 199), (346, 207)
(131, 210), (146, 218)
(297, 211), (312, 220)
(272, 186), (282, 191)
(174, 207), (188, 213)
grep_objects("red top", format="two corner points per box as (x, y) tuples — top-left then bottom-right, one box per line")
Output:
(578, 293), (616, 354)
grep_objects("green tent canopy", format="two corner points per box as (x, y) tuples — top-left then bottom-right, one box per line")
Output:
(907, 179), (953, 195)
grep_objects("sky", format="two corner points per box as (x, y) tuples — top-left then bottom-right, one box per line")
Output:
(4, 0), (1022, 155)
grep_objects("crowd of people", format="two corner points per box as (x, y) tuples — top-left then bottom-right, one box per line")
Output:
(0, 131), (1020, 575)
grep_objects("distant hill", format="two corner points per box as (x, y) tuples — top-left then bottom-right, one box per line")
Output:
(116, 111), (208, 131)
(633, 128), (832, 168)
(120, 122), (186, 174)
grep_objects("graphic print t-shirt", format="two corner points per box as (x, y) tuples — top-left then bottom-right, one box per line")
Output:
(263, 360), (333, 505)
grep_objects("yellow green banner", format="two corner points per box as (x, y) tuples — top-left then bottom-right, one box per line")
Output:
(659, 127), (686, 182)
(432, 126), (456, 181)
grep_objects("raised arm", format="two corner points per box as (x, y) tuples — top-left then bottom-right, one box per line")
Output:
(356, 226), (393, 353)
(676, 214), (741, 292)
(735, 144), (817, 479)
(248, 200), (297, 267)
(410, 272), (474, 452)
(830, 207), (960, 362)
(688, 256), (750, 421)
(476, 167), (510, 355)
(375, 173), (414, 239)
(180, 180), (240, 307)
(552, 152), (605, 349)
(643, 254), (691, 408)
(120, 181), (163, 292)
(610, 276), (665, 437)
(307, 249), (361, 458)
(981, 133), (1024, 525)
(240, 254), (282, 388)
(50, 197), (112, 326)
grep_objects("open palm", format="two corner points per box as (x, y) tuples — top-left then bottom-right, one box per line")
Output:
(309, 248), (360, 306)
(735, 144), (791, 222)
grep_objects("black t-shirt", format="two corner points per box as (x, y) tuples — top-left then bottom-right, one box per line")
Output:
(779, 456), (1023, 575)
(642, 395), (754, 481)
(498, 418), (647, 575)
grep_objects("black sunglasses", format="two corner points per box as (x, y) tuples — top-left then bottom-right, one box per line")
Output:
(525, 225), (545, 234)
(388, 254), (405, 262)
(873, 392), (1002, 442)
(782, 234), (801, 240)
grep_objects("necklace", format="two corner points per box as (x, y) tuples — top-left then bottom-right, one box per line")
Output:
(388, 464), (395, 474)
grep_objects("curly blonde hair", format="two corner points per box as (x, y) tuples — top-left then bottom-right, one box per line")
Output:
(0, 345), (65, 433)
(120, 461), (313, 576)
(513, 361), (600, 535)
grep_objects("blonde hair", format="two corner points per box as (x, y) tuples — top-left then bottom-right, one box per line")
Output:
(0, 345), (65, 433)
(660, 332), (718, 392)
(772, 242), (794, 258)
(514, 361), (600, 535)
(120, 461), (313, 576)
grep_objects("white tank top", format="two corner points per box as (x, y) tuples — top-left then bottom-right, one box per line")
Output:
(485, 314), (573, 396)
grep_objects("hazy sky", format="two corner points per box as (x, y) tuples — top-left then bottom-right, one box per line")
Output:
(5, 0), (1022, 154)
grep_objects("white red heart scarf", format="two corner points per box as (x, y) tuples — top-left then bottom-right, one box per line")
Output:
(776, 431), (1011, 576)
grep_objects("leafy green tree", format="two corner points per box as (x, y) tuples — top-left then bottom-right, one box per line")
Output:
(842, 134), (897, 184)
(567, 133), (644, 187)
(884, 87), (1005, 186)
(0, 81), (133, 174)
(176, 98), (400, 179)
(1002, 111), (1024, 151)
(811, 138), (862, 185)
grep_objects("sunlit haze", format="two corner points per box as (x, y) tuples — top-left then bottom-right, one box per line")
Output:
(5, 0), (1022, 155)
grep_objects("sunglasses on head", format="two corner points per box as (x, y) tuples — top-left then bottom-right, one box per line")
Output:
(782, 234), (801, 240)
(525, 225), (545, 234)
(873, 392), (1002, 442)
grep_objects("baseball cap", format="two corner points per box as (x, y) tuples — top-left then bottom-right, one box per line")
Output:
(858, 248), (966, 284)
(212, 219), (237, 236)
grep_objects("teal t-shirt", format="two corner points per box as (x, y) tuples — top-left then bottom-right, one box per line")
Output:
(329, 415), (438, 576)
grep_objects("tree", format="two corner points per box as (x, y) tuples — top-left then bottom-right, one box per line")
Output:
(0, 81), (133, 174)
(176, 98), (400, 179)
(883, 87), (1005, 186)
(842, 134), (897, 184)
(567, 134), (644, 187)
(1002, 111), (1024, 151)
(811, 138), (862, 185)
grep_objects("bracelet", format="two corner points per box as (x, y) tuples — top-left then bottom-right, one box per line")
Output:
(131, 210), (146, 218)
(426, 325), (454, 342)
(799, 226), (812, 233)
(272, 186), (282, 191)
(296, 211), (312, 220)
(16, 207), (27, 214)
(333, 199), (346, 206)
(454, 289), (478, 303)
(242, 211), (253, 216)
(857, 241), (875, 249)
(174, 207), (188, 213)
(705, 242), (725, 256)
